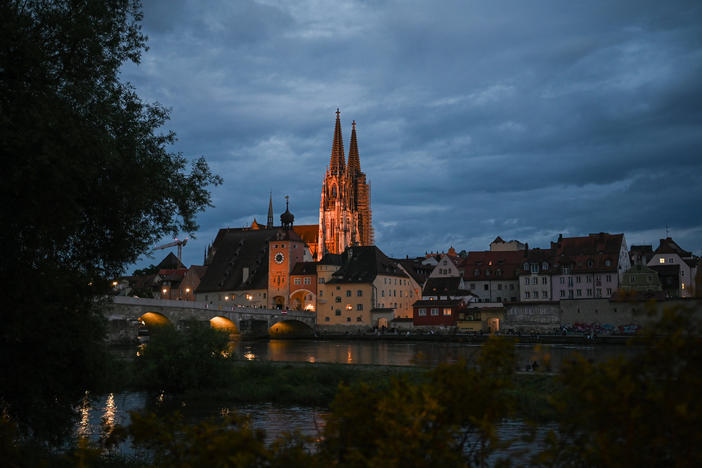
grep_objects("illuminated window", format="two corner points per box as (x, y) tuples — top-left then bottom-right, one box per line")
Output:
(659, 258), (665, 264)
(443, 308), (452, 316)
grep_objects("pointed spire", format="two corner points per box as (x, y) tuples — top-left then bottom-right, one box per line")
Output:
(267, 191), (274, 228)
(348, 119), (360, 174)
(330, 108), (345, 174)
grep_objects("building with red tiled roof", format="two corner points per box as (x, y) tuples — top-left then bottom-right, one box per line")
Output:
(549, 232), (630, 300)
(459, 250), (523, 303)
(428, 253), (462, 279)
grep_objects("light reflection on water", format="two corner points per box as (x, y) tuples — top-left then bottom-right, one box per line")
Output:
(230, 339), (636, 371)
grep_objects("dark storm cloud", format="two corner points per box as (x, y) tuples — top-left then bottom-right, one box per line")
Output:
(124, 0), (702, 270)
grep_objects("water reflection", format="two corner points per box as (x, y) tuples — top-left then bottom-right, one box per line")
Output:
(103, 393), (116, 436)
(77, 391), (90, 438)
(231, 339), (635, 371)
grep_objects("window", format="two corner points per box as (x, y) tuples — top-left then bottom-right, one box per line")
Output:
(443, 308), (452, 316)
(393, 290), (396, 296)
(319, 277), (325, 284)
(669, 257), (673, 263)
(596, 288), (602, 297)
(542, 262), (549, 271)
(470, 283), (475, 290)
(576, 289), (582, 297)
(294, 278), (301, 285)
(357, 290), (362, 296)
(531, 263), (538, 273)
(381, 291), (385, 297)
(335, 309), (341, 316)
(325, 316), (330, 322)
(346, 317), (351, 322)
(483, 284), (488, 291)
(576, 276), (581, 283)
(335, 297), (341, 303)
(319, 290), (323, 297)
(542, 277), (548, 285)
(357, 304), (363, 311)
(542, 291), (548, 298)
(525, 291), (530, 299)
(346, 290), (351, 297)
(560, 277), (565, 284)
(431, 308), (439, 316)
(560, 290), (565, 297)
(474, 269), (480, 276)
(587, 288), (593, 296)
(568, 290), (574, 299)
(606, 288), (612, 295)
(304, 277), (311, 285)
(497, 283), (502, 290)
(524, 277), (530, 285)
(659, 258), (665, 264)
(606, 274), (612, 282)
(418, 308), (426, 316)
(510, 284), (515, 290)
(523, 262), (529, 271)
(356, 316), (362, 322)
(486, 269), (491, 277)
(605, 259), (611, 267)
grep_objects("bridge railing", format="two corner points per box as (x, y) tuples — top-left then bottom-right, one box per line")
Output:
(109, 296), (315, 318)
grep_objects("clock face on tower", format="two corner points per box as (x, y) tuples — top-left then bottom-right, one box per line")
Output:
(274, 252), (285, 264)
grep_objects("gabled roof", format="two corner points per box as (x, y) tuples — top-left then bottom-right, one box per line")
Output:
(196, 228), (280, 293)
(328, 246), (407, 284)
(394, 257), (433, 286)
(549, 233), (625, 273)
(291, 261), (317, 276)
(156, 252), (186, 270)
(186, 265), (208, 279)
(422, 277), (473, 297)
(653, 237), (692, 258)
(460, 250), (524, 280)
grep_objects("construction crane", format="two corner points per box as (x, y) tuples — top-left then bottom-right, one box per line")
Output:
(153, 237), (188, 262)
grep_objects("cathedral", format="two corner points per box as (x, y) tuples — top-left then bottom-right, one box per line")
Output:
(317, 109), (373, 256)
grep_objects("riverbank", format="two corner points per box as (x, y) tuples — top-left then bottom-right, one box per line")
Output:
(314, 332), (634, 345)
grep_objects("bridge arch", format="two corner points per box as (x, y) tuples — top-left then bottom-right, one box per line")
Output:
(269, 319), (314, 338)
(209, 316), (240, 337)
(138, 311), (171, 329)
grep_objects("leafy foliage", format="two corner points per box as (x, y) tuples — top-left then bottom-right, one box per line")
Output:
(319, 336), (517, 467)
(535, 305), (702, 466)
(135, 323), (236, 393)
(0, 0), (220, 443)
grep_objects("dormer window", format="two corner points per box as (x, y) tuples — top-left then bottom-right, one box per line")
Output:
(605, 259), (612, 267)
(530, 263), (539, 273)
(523, 262), (529, 271)
(542, 262), (549, 271)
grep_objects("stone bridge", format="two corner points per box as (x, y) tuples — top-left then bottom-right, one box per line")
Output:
(103, 296), (316, 342)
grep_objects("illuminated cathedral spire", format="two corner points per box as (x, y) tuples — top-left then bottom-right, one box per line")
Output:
(329, 108), (345, 175)
(318, 109), (373, 258)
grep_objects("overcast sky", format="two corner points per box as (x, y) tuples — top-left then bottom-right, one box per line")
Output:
(124, 0), (702, 271)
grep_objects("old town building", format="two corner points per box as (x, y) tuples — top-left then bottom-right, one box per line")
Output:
(550, 233), (630, 300)
(460, 250), (523, 303)
(318, 110), (373, 257)
(518, 247), (554, 302)
(647, 237), (698, 297)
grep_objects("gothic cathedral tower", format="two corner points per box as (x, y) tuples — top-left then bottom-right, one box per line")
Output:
(317, 109), (373, 257)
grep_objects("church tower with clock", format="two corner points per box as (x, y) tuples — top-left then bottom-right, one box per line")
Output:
(317, 109), (373, 257)
(267, 197), (307, 309)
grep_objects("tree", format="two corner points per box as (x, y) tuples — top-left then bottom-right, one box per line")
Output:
(0, 0), (221, 443)
(535, 306), (702, 466)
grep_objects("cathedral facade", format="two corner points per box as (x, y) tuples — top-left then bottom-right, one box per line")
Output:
(317, 110), (373, 257)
